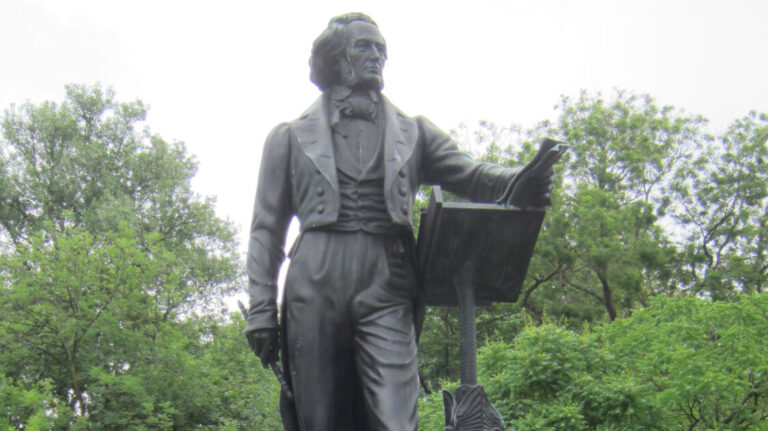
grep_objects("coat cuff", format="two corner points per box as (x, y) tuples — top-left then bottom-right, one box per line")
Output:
(244, 281), (279, 332)
(244, 306), (279, 333)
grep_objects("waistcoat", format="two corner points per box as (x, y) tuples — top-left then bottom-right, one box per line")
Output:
(328, 114), (397, 234)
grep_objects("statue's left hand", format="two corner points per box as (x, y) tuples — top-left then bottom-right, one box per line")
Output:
(524, 164), (554, 208)
(499, 138), (566, 209)
(504, 163), (554, 208)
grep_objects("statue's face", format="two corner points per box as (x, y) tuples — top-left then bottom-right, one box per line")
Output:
(343, 20), (386, 90)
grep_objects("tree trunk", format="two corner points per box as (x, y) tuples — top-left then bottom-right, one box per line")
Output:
(597, 271), (617, 321)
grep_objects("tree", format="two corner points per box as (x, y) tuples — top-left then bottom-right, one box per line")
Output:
(0, 226), (158, 417)
(517, 90), (707, 322)
(76, 315), (282, 430)
(0, 84), (240, 315)
(0, 84), (249, 428)
(672, 111), (768, 298)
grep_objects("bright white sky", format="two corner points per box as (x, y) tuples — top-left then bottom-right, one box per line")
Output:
(2, 0), (767, 269)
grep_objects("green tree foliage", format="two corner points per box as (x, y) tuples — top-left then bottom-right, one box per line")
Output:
(596, 295), (768, 429)
(0, 376), (57, 431)
(1, 226), (159, 417)
(480, 325), (660, 431)
(0, 85), (279, 429)
(525, 91), (706, 322)
(0, 84), (240, 314)
(74, 315), (281, 430)
(196, 315), (282, 430)
(419, 295), (768, 430)
(672, 111), (768, 298)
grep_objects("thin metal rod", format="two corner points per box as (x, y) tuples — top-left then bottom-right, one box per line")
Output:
(456, 263), (477, 385)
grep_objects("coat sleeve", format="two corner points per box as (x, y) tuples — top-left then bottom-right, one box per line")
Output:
(245, 123), (294, 332)
(416, 116), (521, 202)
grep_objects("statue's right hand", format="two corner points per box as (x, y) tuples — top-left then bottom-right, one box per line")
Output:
(245, 328), (279, 369)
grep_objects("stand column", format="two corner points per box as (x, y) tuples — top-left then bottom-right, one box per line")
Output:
(456, 263), (477, 386)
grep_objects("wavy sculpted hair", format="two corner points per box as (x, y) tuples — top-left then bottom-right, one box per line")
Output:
(309, 13), (383, 91)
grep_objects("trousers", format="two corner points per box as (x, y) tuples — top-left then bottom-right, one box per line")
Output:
(283, 229), (419, 431)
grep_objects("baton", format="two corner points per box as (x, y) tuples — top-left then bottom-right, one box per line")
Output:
(238, 300), (294, 401)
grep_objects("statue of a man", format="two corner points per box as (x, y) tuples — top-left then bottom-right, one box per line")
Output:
(245, 12), (552, 431)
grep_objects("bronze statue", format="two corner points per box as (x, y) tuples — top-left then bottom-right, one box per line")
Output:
(244, 12), (554, 431)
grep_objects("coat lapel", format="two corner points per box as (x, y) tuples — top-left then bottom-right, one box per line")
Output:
(383, 96), (417, 191)
(293, 94), (416, 193)
(292, 95), (338, 190)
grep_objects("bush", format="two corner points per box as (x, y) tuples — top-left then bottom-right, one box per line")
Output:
(419, 295), (768, 430)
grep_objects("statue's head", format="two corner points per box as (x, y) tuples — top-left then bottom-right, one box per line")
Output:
(310, 13), (387, 92)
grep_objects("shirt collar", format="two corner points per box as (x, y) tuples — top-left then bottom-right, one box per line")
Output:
(329, 86), (381, 126)
(329, 86), (381, 103)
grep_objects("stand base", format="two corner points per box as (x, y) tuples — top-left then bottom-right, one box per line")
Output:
(442, 384), (507, 431)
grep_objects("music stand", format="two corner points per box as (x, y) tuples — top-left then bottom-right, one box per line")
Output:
(416, 185), (545, 429)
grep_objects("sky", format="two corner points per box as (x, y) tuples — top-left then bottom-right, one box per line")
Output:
(2, 0), (767, 284)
